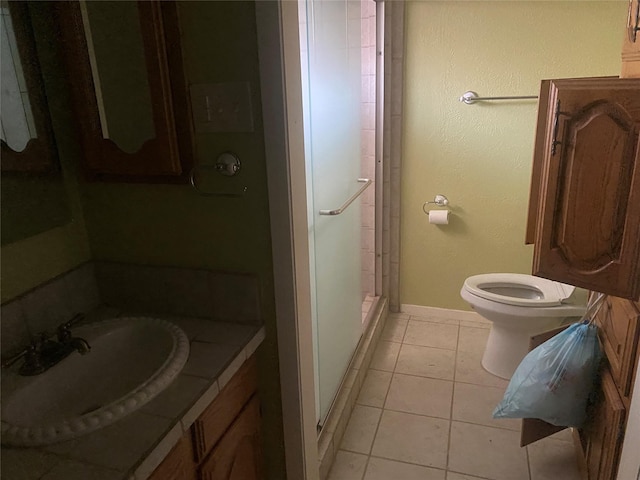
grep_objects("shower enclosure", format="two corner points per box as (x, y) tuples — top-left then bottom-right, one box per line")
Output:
(298, 0), (378, 425)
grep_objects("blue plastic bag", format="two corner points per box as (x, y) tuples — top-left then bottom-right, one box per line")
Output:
(493, 321), (601, 427)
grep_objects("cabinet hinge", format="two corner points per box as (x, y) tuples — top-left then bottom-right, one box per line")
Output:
(551, 99), (570, 156)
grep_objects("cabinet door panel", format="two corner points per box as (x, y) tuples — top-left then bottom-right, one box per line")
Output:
(533, 78), (640, 299)
(149, 435), (196, 480)
(192, 355), (258, 462)
(583, 368), (625, 480)
(198, 395), (262, 480)
(595, 297), (640, 399)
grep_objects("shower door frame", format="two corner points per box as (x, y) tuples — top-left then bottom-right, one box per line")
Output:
(256, 1), (384, 479)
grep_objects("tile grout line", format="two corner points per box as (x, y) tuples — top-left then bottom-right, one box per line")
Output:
(526, 443), (533, 480)
(446, 323), (461, 475)
(364, 319), (404, 458)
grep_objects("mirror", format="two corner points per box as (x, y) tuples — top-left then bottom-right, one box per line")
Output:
(58, 0), (193, 180)
(79, 0), (154, 154)
(0, 1), (71, 245)
(0, 1), (58, 172)
(1, 3), (36, 152)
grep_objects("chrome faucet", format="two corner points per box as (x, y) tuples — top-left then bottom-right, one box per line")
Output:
(1, 313), (91, 376)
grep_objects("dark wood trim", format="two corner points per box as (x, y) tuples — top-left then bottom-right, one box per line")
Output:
(525, 80), (551, 245)
(56, 0), (193, 183)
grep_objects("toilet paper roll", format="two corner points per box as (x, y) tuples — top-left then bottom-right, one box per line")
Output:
(428, 209), (450, 225)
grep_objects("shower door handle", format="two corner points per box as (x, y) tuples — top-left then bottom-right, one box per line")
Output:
(319, 178), (372, 216)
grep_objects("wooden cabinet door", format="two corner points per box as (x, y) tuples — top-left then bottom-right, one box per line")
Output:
(595, 297), (640, 400)
(56, 1), (194, 182)
(198, 395), (263, 480)
(192, 355), (258, 462)
(532, 78), (640, 300)
(582, 368), (626, 480)
(622, 0), (640, 78)
(149, 435), (197, 480)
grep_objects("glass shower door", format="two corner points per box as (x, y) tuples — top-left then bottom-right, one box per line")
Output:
(299, 0), (363, 423)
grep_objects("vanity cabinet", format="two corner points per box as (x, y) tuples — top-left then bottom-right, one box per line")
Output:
(578, 367), (626, 480)
(621, 0), (640, 78)
(148, 435), (197, 480)
(572, 297), (640, 480)
(527, 77), (640, 300)
(149, 355), (263, 480)
(520, 299), (639, 480)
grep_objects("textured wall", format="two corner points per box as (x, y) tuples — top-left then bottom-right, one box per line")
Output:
(401, 1), (626, 310)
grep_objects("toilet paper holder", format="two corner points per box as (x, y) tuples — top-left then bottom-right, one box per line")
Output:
(422, 194), (449, 214)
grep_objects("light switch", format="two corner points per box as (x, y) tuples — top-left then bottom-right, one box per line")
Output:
(190, 82), (254, 133)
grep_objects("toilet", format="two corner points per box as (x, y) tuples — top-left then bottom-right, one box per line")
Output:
(460, 273), (587, 379)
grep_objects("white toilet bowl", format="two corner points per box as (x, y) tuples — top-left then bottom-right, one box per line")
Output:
(460, 273), (587, 379)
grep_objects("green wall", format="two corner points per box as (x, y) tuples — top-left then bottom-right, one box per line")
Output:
(401, 1), (626, 311)
(77, 2), (285, 476)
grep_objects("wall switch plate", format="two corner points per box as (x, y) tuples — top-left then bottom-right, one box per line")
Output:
(190, 82), (254, 133)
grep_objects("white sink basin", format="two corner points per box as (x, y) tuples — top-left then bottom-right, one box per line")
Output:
(1, 317), (190, 447)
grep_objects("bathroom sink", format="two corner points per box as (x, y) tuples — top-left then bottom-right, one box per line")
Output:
(1, 317), (190, 447)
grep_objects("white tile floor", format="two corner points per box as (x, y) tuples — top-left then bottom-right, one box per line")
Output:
(328, 312), (582, 480)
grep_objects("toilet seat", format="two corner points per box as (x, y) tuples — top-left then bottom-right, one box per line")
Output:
(463, 273), (576, 307)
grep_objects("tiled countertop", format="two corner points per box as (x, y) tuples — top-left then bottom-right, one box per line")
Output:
(1, 310), (265, 480)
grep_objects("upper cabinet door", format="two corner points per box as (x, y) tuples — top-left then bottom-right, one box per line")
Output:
(57, 1), (194, 182)
(532, 78), (640, 300)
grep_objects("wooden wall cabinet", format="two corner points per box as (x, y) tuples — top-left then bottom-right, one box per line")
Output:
(527, 78), (640, 300)
(56, 1), (194, 183)
(525, 74), (640, 479)
(149, 355), (263, 480)
(622, 0), (640, 78)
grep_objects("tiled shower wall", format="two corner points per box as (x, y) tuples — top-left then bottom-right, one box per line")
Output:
(360, 0), (376, 301)
(0, 262), (262, 361)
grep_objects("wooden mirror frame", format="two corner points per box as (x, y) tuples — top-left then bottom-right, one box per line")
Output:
(1, 1), (59, 174)
(56, 1), (194, 183)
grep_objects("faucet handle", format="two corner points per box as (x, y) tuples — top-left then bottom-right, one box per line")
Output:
(1, 342), (37, 369)
(57, 313), (85, 341)
(62, 313), (85, 330)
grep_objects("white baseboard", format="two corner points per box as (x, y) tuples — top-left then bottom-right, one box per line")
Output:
(400, 304), (487, 323)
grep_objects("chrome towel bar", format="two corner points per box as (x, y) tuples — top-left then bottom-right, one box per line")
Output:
(459, 91), (538, 105)
(319, 178), (372, 216)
